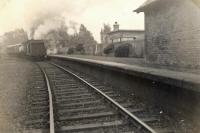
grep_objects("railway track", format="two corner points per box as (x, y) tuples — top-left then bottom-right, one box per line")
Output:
(25, 62), (174, 133)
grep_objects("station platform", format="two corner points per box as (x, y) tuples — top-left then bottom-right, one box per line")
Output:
(48, 55), (200, 92)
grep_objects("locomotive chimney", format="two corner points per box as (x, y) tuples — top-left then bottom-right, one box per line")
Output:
(113, 22), (119, 31)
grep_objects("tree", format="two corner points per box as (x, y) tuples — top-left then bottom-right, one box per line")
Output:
(3, 29), (28, 45)
(78, 24), (97, 46)
(42, 23), (97, 55)
(103, 24), (111, 33)
(101, 24), (111, 44)
(42, 23), (69, 49)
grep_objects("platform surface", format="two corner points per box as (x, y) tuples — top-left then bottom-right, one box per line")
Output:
(49, 55), (200, 91)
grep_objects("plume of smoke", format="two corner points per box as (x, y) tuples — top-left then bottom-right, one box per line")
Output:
(26, 0), (98, 39)
(33, 16), (67, 39)
(0, 0), (124, 41)
(29, 10), (67, 39)
(30, 16), (45, 39)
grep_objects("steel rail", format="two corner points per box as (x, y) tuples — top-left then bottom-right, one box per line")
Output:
(38, 64), (55, 133)
(51, 62), (157, 133)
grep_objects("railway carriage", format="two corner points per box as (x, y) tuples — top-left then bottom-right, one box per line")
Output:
(6, 40), (46, 60)
(23, 40), (46, 60)
(6, 44), (22, 55)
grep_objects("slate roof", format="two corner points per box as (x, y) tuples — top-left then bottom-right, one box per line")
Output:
(134, 0), (160, 13)
(135, 0), (200, 13)
(28, 40), (44, 43)
(107, 30), (144, 35)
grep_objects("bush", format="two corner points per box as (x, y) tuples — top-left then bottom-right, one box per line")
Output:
(76, 44), (85, 53)
(114, 44), (129, 57)
(67, 48), (74, 54)
(103, 44), (114, 54)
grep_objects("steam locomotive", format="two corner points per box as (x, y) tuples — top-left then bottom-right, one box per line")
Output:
(6, 40), (46, 60)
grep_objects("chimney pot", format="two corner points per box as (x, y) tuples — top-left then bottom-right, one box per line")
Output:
(113, 22), (119, 31)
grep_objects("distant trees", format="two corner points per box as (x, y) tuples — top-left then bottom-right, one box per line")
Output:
(42, 23), (69, 49)
(102, 24), (111, 33)
(101, 24), (111, 45)
(3, 29), (28, 45)
(0, 22), (97, 55)
(79, 24), (97, 46)
(43, 23), (97, 55)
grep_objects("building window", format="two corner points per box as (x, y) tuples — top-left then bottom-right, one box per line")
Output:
(113, 38), (121, 43)
(121, 37), (136, 42)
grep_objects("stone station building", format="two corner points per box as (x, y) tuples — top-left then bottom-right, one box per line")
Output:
(135, 0), (200, 69)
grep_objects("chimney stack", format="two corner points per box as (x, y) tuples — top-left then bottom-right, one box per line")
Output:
(113, 22), (119, 31)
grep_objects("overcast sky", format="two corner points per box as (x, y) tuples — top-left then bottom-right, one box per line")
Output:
(0, 0), (145, 42)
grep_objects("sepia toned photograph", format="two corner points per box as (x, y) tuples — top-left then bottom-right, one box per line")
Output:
(0, 0), (199, 132)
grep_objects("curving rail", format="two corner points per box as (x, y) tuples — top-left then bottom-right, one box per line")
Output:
(51, 62), (157, 133)
(38, 64), (55, 133)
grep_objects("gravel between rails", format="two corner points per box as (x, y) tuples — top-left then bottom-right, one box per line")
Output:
(38, 62), (150, 133)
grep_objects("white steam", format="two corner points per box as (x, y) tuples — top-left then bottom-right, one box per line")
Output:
(0, 0), (145, 42)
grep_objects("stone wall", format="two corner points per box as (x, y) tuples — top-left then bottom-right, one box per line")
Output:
(145, 0), (200, 68)
(131, 39), (144, 57)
